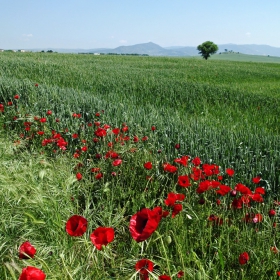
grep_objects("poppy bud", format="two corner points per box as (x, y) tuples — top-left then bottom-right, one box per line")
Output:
(175, 143), (180, 149)
(19, 241), (36, 259)
(230, 190), (237, 197)
(269, 209), (276, 217)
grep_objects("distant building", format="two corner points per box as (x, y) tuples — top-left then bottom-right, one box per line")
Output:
(0, 49), (4, 52)
(94, 53), (100, 55)
(18, 50), (26, 52)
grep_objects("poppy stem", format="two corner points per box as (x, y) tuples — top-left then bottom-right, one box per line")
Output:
(140, 241), (145, 255)
(155, 230), (171, 276)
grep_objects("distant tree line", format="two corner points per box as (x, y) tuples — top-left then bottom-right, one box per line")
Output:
(78, 53), (149, 56)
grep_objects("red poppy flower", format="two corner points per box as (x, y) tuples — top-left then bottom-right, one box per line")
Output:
(35, 83), (39, 87)
(252, 176), (261, 184)
(177, 270), (184, 278)
(73, 152), (80, 158)
(103, 124), (111, 130)
(190, 167), (205, 181)
(65, 215), (87, 237)
(216, 185), (231, 196)
(90, 227), (115, 250)
(241, 195), (251, 207)
(163, 163), (177, 173)
(19, 266), (46, 280)
(94, 127), (107, 137)
(235, 183), (252, 195)
(142, 136), (148, 141)
(72, 133), (79, 139)
(91, 167), (101, 173)
(37, 131), (44, 136)
(81, 146), (88, 152)
(14, 94), (20, 99)
(178, 175), (191, 188)
(269, 209), (276, 217)
(159, 275), (171, 280)
(95, 172), (103, 180)
(174, 155), (189, 166)
(164, 192), (185, 207)
(202, 164), (219, 176)
(196, 180), (212, 194)
(151, 125), (156, 131)
(208, 214), (223, 226)
(226, 168), (235, 177)
(76, 173), (83, 181)
(255, 187), (265, 195)
(144, 162), (153, 170)
(175, 143), (180, 149)
(105, 151), (119, 159)
(277, 271), (280, 276)
(46, 110), (52, 115)
(39, 118), (47, 123)
(122, 125), (129, 132)
(129, 207), (162, 242)
(112, 128), (120, 135)
(231, 198), (243, 209)
(171, 203), (183, 218)
(239, 252), (249, 265)
(94, 121), (101, 126)
(192, 157), (201, 166)
(250, 193), (264, 203)
(112, 159), (122, 166)
(253, 213), (263, 223)
(135, 259), (154, 277)
(19, 241), (36, 259)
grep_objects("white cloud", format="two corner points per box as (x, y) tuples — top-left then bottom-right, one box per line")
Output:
(119, 39), (127, 44)
(22, 34), (33, 38)
(22, 34), (33, 41)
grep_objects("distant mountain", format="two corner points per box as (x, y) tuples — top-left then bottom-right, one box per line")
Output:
(87, 42), (199, 56)
(25, 42), (280, 57)
(217, 44), (280, 57)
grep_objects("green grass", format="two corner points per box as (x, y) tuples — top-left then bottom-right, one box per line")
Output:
(0, 52), (280, 279)
(211, 52), (280, 63)
(1, 52), (279, 192)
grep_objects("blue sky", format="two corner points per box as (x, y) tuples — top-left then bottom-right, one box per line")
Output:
(1, 0), (280, 49)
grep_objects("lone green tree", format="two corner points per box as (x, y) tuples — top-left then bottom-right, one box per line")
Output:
(197, 41), (218, 60)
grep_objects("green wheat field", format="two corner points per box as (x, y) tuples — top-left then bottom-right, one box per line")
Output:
(0, 52), (280, 280)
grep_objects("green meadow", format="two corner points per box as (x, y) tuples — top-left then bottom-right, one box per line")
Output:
(0, 52), (280, 279)
(212, 53), (280, 63)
